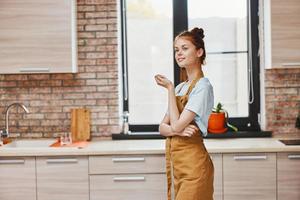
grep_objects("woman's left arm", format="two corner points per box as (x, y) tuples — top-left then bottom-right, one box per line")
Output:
(167, 86), (196, 133)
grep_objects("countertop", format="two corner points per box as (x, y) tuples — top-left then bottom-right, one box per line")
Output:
(0, 138), (300, 157)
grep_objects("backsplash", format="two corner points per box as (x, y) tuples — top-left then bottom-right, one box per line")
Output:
(0, 0), (299, 139)
(0, 0), (119, 138)
(265, 68), (300, 138)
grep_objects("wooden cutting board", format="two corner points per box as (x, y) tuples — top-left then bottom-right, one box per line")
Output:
(71, 108), (91, 142)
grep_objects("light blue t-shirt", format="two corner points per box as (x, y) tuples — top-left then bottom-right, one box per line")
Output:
(175, 77), (214, 136)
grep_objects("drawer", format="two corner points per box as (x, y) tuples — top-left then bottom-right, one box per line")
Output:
(90, 174), (167, 200)
(89, 155), (166, 174)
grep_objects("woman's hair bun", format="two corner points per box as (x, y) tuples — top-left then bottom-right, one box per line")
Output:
(191, 27), (204, 39)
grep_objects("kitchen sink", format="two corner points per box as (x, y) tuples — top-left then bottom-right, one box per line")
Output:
(279, 139), (300, 145)
(2, 139), (56, 148)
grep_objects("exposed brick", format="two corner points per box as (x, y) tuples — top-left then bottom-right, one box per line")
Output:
(86, 79), (108, 85)
(96, 45), (117, 51)
(29, 87), (51, 94)
(77, 5), (95, 12)
(51, 74), (74, 80)
(85, 0), (108, 5)
(265, 68), (300, 138)
(86, 52), (107, 59)
(0, 81), (17, 87)
(5, 75), (28, 81)
(28, 74), (50, 80)
(86, 38), (107, 45)
(85, 65), (108, 72)
(45, 113), (67, 119)
(63, 93), (85, 99)
(97, 18), (117, 26)
(86, 92), (109, 99)
(40, 80), (62, 87)
(78, 59), (97, 66)
(75, 72), (96, 79)
(24, 114), (45, 119)
(18, 81), (39, 87)
(85, 12), (107, 18)
(74, 99), (97, 105)
(97, 85), (118, 92)
(96, 4), (116, 11)
(78, 46), (96, 52)
(78, 32), (96, 39)
(96, 58), (117, 65)
(0, 94), (18, 100)
(63, 79), (86, 86)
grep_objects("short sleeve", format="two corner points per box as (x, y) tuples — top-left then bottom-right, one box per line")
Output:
(184, 81), (214, 136)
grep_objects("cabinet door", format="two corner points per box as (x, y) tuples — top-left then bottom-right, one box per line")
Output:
(210, 153), (223, 200)
(223, 153), (276, 200)
(0, 0), (77, 74)
(90, 174), (167, 200)
(277, 152), (300, 200)
(264, 0), (300, 68)
(0, 157), (36, 200)
(36, 156), (89, 200)
(89, 155), (165, 174)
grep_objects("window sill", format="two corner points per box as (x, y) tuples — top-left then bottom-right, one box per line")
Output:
(112, 131), (272, 140)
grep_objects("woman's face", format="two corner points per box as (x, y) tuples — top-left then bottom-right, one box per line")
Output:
(174, 37), (203, 68)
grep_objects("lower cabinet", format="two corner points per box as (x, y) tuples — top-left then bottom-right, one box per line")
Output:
(36, 156), (89, 200)
(1, 151), (300, 200)
(0, 157), (36, 200)
(90, 174), (166, 200)
(211, 153), (223, 200)
(89, 155), (166, 200)
(277, 152), (300, 200)
(223, 153), (276, 200)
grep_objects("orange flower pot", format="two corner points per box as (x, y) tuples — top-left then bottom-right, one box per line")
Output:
(208, 112), (228, 134)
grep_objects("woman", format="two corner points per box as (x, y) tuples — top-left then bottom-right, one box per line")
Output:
(154, 27), (214, 200)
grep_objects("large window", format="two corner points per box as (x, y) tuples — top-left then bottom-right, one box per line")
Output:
(121, 0), (260, 133)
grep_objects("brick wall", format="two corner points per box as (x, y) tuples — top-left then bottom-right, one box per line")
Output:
(0, 0), (119, 138)
(265, 68), (300, 138)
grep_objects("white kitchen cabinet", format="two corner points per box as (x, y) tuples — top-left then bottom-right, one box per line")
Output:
(211, 153), (223, 200)
(89, 155), (167, 200)
(0, 157), (36, 200)
(223, 153), (276, 200)
(0, 0), (77, 74)
(263, 0), (300, 69)
(36, 156), (89, 200)
(277, 152), (300, 200)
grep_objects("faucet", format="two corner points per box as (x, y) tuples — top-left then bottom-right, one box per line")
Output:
(1, 103), (29, 138)
(122, 111), (130, 134)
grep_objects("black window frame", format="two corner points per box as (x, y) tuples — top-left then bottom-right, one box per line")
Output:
(121, 0), (261, 133)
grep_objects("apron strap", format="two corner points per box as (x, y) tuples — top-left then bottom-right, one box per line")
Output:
(185, 76), (202, 96)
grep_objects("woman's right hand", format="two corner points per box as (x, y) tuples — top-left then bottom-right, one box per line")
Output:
(176, 124), (198, 137)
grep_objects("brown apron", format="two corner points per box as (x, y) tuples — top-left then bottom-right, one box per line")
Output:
(165, 77), (214, 200)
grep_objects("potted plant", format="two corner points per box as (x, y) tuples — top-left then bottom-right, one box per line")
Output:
(208, 103), (228, 134)
(208, 103), (238, 134)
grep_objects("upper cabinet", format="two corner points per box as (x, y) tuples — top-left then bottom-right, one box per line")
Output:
(263, 0), (300, 69)
(0, 0), (77, 74)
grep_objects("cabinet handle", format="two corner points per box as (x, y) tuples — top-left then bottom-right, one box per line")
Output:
(46, 158), (78, 164)
(288, 155), (300, 159)
(112, 157), (145, 162)
(19, 67), (50, 72)
(113, 176), (145, 182)
(281, 63), (300, 67)
(233, 155), (267, 160)
(0, 159), (25, 164)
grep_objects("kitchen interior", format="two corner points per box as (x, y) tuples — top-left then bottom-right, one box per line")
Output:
(0, 0), (299, 200)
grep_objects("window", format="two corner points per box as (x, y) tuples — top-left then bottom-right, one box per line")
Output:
(121, 0), (260, 133)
